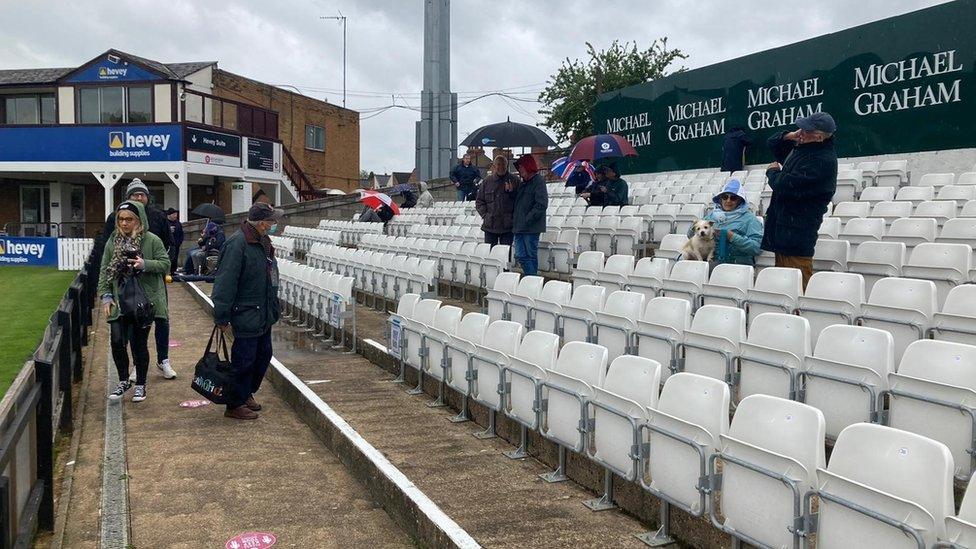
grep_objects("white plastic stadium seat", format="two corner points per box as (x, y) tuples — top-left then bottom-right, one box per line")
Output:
(423, 305), (463, 386)
(818, 217), (841, 239)
(572, 250), (605, 289)
(539, 342), (609, 452)
(592, 290), (645, 361)
(887, 339), (976, 480)
(800, 325), (894, 440)
(797, 272), (864, 346)
(627, 257), (671, 302)
(944, 475), (976, 548)
(656, 234), (689, 263)
(713, 395), (825, 549)
(895, 185), (935, 207)
(485, 272), (521, 321)
(846, 241), (905, 296)
(808, 423), (953, 548)
(875, 159), (909, 188)
(700, 263), (754, 308)
(859, 186), (896, 206)
(744, 267), (803, 326)
(681, 305), (745, 385)
(858, 277), (937, 362)
(915, 172), (955, 188)
(443, 312), (491, 399)
(812, 238), (849, 272)
(526, 280), (573, 333)
(594, 254), (636, 293)
(634, 297), (691, 384)
(838, 217), (885, 246)
(931, 285), (976, 346)
(659, 260), (709, 309)
(901, 242), (971, 307)
(469, 320), (523, 412)
(832, 201), (871, 224)
(869, 200), (913, 227)
(501, 330), (560, 430)
(401, 299), (442, 372)
(738, 313), (810, 401)
(557, 284), (606, 344)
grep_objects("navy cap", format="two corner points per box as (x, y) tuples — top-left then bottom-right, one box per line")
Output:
(796, 112), (836, 133)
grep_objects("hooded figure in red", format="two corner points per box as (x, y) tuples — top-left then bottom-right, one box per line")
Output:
(509, 154), (548, 275)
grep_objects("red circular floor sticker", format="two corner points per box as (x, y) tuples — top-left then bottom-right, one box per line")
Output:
(226, 532), (276, 549)
(179, 399), (211, 409)
(168, 339), (182, 348)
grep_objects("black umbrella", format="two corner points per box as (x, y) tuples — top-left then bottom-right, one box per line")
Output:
(191, 203), (226, 223)
(460, 118), (557, 148)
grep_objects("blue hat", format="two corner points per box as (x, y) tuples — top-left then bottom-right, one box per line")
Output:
(796, 112), (836, 133)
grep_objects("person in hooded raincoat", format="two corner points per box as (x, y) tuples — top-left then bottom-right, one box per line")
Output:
(416, 181), (435, 208)
(688, 179), (763, 265)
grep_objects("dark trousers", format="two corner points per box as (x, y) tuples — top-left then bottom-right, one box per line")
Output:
(153, 316), (169, 363)
(228, 328), (273, 409)
(484, 231), (514, 247)
(168, 245), (179, 275)
(109, 318), (151, 385)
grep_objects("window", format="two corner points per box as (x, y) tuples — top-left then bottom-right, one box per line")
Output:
(305, 124), (325, 151)
(77, 86), (152, 123)
(127, 87), (152, 123)
(2, 94), (56, 124)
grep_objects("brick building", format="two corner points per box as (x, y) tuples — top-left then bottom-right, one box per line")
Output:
(0, 48), (359, 238)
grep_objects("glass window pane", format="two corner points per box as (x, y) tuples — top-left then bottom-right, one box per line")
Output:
(100, 87), (124, 124)
(40, 95), (55, 124)
(127, 87), (152, 123)
(79, 88), (100, 123)
(14, 97), (38, 124)
(4, 98), (16, 124)
(184, 93), (203, 123)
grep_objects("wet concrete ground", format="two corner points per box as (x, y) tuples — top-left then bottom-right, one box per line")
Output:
(58, 287), (412, 548)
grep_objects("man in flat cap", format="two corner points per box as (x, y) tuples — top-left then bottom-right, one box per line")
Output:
(761, 112), (838, 288)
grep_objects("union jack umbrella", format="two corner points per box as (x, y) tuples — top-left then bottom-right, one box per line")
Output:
(550, 156), (596, 180)
(357, 189), (400, 215)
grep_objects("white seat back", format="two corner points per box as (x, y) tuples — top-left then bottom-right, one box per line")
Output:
(746, 267), (803, 325)
(847, 241), (905, 295)
(505, 330), (560, 427)
(701, 263), (754, 308)
(636, 297), (692, 384)
(738, 313), (810, 401)
(682, 305), (746, 383)
(797, 272), (865, 345)
(591, 356), (661, 479)
(932, 285), (976, 346)
(543, 342), (609, 450)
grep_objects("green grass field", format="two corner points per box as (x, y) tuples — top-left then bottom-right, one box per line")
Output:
(0, 266), (78, 396)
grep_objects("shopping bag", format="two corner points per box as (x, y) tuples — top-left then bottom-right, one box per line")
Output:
(190, 327), (236, 404)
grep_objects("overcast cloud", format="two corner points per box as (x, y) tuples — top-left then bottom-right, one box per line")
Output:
(0, 0), (950, 175)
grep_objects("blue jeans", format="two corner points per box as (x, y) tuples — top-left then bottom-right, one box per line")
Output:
(229, 328), (273, 409)
(513, 233), (540, 276)
(457, 189), (469, 201)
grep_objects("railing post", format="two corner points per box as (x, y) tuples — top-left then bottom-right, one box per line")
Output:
(33, 361), (54, 532)
(0, 476), (10, 548)
(56, 311), (73, 432)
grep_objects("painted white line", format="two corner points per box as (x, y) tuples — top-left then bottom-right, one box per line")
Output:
(188, 283), (480, 549)
(304, 379), (332, 385)
(364, 338), (388, 354)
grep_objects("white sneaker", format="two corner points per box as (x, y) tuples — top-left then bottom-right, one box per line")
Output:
(157, 359), (177, 379)
(128, 370), (137, 383)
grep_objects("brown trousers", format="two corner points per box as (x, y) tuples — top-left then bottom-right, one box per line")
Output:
(774, 254), (813, 289)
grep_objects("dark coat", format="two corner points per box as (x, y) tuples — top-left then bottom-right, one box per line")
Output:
(168, 219), (184, 250)
(212, 223), (281, 338)
(510, 173), (548, 234)
(721, 128), (752, 172)
(761, 131), (838, 257)
(566, 170), (591, 195)
(450, 163), (481, 196)
(587, 178), (629, 206)
(476, 171), (518, 234)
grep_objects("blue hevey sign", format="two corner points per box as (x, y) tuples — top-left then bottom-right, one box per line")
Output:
(0, 237), (57, 266)
(64, 55), (164, 83)
(0, 124), (182, 162)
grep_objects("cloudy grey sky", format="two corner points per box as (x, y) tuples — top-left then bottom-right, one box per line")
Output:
(0, 0), (950, 174)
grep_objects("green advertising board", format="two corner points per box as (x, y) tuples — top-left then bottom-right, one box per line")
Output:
(592, 0), (976, 174)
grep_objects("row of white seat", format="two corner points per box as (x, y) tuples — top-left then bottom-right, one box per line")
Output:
(276, 260), (355, 339)
(356, 234), (511, 288)
(306, 243), (437, 304)
(269, 235), (295, 259)
(833, 199), (974, 225)
(316, 219), (384, 245)
(280, 227), (341, 254)
(388, 294), (976, 547)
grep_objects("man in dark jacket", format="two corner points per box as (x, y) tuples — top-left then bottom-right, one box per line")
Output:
(721, 126), (752, 172)
(475, 155), (517, 246)
(565, 162), (592, 195)
(212, 202), (283, 420)
(97, 178), (177, 380)
(450, 154), (481, 201)
(165, 208), (184, 275)
(509, 154), (548, 276)
(583, 164), (629, 206)
(761, 112), (838, 288)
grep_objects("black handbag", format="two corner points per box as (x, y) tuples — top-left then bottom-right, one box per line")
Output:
(118, 274), (155, 328)
(190, 327), (236, 404)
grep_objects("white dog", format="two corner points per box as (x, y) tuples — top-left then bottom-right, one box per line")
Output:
(681, 219), (717, 261)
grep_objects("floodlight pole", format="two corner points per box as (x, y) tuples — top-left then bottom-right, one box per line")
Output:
(321, 13), (347, 108)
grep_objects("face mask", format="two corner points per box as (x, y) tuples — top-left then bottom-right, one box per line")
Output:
(267, 223), (279, 235)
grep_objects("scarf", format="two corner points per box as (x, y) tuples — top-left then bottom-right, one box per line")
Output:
(710, 203), (752, 225)
(106, 230), (143, 280)
(242, 221), (274, 259)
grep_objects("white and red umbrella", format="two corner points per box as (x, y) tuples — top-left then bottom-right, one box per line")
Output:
(357, 189), (400, 215)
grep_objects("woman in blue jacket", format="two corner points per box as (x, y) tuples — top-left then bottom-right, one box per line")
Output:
(691, 179), (763, 265)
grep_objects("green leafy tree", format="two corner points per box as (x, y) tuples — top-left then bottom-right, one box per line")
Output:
(539, 39), (687, 144)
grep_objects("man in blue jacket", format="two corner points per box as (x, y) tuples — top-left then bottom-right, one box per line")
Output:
(761, 112), (838, 288)
(449, 154), (481, 201)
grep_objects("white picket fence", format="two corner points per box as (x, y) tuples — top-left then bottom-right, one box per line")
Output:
(57, 239), (95, 271)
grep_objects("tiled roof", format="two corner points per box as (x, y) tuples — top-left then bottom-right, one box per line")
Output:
(0, 49), (215, 86)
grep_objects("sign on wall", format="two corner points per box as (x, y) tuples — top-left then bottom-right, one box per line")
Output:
(0, 237), (58, 266)
(592, 0), (976, 173)
(185, 126), (241, 167)
(246, 137), (281, 173)
(0, 124), (182, 162)
(64, 53), (165, 83)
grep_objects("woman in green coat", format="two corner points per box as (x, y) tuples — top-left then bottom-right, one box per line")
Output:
(98, 200), (170, 402)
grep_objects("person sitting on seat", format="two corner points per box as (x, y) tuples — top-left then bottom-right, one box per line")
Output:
(582, 163), (629, 206)
(184, 219), (225, 274)
(688, 179), (763, 265)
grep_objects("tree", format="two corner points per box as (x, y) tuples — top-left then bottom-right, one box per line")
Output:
(539, 39), (687, 144)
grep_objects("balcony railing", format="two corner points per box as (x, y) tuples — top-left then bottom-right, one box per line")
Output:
(181, 89), (278, 140)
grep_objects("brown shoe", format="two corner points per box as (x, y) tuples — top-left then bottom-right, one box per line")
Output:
(224, 406), (258, 420)
(245, 396), (262, 412)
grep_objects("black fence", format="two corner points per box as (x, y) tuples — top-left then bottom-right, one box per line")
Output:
(0, 255), (96, 548)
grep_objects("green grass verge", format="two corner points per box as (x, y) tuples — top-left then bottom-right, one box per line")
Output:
(0, 266), (78, 397)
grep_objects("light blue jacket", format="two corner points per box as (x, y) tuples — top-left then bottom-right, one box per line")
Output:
(693, 179), (764, 265)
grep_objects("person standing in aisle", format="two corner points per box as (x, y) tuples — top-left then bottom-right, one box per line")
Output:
(476, 155), (517, 246)
(509, 154), (548, 276)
